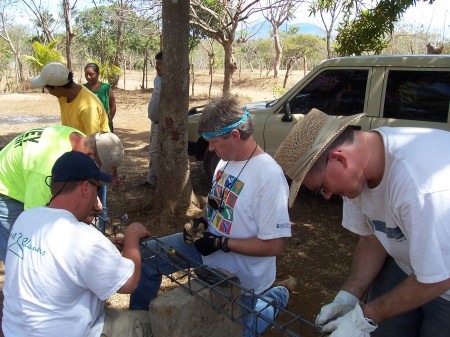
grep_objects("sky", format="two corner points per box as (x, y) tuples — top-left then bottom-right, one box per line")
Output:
(16, 0), (450, 40)
(293, 0), (449, 37)
(402, 0), (448, 33)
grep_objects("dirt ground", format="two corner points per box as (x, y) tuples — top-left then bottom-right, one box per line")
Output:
(0, 70), (358, 336)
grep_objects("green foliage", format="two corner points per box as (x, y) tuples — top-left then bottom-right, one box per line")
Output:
(442, 42), (450, 54)
(190, 0), (226, 41)
(236, 38), (277, 75)
(86, 59), (122, 85)
(23, 40), (66, 73)
(75, 6), (117, 62)
(272, 84), (287, 98)
(335, 0), (435, 55)
(32, 10), (56, 43)
(283, 34), (327, 66)
(0, 44), (13, 75)
(75, 4), (159, 65)
(310, 0), (354, 16)
(101, 63), (122, 85)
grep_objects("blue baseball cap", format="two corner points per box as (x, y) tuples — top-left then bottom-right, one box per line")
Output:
(51, 151), (112, 183)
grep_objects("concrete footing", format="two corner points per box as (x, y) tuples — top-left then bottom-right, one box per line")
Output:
(149, 278), (242, 337)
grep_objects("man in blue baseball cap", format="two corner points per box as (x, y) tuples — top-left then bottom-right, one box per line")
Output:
(2, 151), (151, 337)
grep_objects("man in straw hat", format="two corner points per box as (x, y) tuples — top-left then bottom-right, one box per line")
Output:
(0, 125), (124, 262)
(274, 108), (450, 336)
(2, 151), (151, 337)
(130, 96), (295, 336)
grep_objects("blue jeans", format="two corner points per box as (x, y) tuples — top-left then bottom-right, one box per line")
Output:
(368, 257), (450, 337)
(0, 194), (24, 262)
(129, 233), (289, 336)
(130, 233), (204, 309)
(241, 286), (289, 337)
(97, 185), (107, 233)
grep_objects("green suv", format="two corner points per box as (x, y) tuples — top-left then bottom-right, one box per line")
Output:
(188, 55), (450, 180)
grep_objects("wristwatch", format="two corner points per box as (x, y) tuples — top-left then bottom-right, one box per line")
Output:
(221, 237), (230, 253)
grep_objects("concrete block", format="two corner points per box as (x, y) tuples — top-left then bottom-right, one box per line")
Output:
(149, 278), (242, 337)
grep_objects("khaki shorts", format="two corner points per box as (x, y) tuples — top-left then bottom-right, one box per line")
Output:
(101, 308), (152, 337)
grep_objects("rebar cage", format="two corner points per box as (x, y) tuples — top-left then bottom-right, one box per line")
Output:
(92, 210), (324, 337)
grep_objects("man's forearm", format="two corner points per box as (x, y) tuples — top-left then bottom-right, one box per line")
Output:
(363, 275), (450, 323)
(227, 237), (286, 257)
(342, 235), (387, 299)
(118, 234), (142, 294)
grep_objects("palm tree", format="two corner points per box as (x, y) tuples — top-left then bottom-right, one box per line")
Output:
(23, 40), (66, 73)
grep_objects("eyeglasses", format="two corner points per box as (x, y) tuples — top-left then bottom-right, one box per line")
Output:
(314, 157), (329, 197)
(87, 180), (101, 192)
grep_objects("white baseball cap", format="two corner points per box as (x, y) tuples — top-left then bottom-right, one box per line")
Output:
(31, 62), (70, 87)
(95, 133), (124, 173)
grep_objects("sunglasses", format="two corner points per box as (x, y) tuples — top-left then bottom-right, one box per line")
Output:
(87, 180), (101, 192)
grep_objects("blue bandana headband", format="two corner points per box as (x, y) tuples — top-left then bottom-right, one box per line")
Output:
(201, 109), (250, 139)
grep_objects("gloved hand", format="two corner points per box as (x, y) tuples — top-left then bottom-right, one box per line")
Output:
(183, 217), (208, 244)
(194, 232), (225, 256)
(315, 290), (359, 326)
(322, 303), (377, 337)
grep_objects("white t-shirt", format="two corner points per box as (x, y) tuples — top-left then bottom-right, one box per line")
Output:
(203, 153), (292, 294)
(148, 75), (161, 122)
(343, 127), (450, 300)
(2, 207), (134, 337)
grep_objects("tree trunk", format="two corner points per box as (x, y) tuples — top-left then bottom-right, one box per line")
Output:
(122, 58), (126, 89)
(114, 1), (124, 68)
(326, 32), (331, 59)
(283, 58), (294, 88)
(16, 52), (24, 83)
(0, 13), (24, 83)
(208, 51), (214, 98)
(63, 0), (75, 70)
(141, 48), (147, 89)
(154, 0), (194, 233)
(99, 28), (105, 65)
(191, 61), (195, 97)
(303, 55), (307, 77)
(222, 41), (237, 96)
(273, 25), (282, 78)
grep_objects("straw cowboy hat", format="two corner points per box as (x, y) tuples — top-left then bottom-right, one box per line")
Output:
(274, 108), (364, 207)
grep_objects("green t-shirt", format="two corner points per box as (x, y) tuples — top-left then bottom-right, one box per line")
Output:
(0, 125), (85, 209)
(83, 82), (111, 114)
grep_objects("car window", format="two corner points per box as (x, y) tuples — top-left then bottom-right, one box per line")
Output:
(289, 69), (368, 116)
(384, 70), (450, 122)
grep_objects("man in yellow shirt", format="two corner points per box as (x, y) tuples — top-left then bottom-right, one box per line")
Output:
(31, 62), (110, 135)
(0, 125), (124, 262)
(31, 62), (113, 231)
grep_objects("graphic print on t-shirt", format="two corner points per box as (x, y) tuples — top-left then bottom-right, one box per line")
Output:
(207, 169), (245, 235)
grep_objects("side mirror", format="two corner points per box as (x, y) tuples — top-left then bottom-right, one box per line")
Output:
(282, 101), (293, 122)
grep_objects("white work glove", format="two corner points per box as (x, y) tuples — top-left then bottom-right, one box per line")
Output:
(322, 302), (377, 337)
(315, 290), (359, 326)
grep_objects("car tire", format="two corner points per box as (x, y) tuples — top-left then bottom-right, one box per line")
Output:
(203, 149), (220, 183)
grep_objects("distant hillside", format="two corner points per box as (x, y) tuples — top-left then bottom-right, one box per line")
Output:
(246, 21), (326, 39)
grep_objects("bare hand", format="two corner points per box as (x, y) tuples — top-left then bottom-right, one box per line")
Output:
(110, 237), (124, 251)
(124, 222), (150, 241)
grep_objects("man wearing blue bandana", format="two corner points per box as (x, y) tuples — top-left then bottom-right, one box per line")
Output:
(130, 96), (294, 336)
